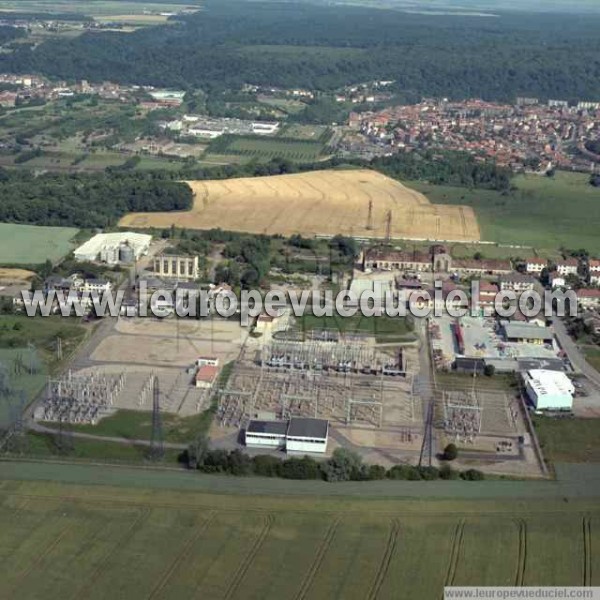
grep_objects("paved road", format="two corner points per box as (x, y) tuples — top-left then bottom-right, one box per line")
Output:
(551, 316), (600, 389)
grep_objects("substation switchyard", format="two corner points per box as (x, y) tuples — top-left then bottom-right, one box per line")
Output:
(217, 332), (424, 445)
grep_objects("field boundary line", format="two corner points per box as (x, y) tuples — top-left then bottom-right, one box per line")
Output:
(444, 519), (466, 589)
(222, 513), (274, 600)
(294, 516), (341, 600)
(514, 518), (527, 586)
(147, 511), (217, 599)
(583, 515), (592, 586)
(69, 507), (151, 600)
(6, 492), (600, 519)
(366, 518), (400, 600)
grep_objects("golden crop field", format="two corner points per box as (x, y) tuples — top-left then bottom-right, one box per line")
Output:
(0, 268), (35, 281)
(119, 169), (481, 241)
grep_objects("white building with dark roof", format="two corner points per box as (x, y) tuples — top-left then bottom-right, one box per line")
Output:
(244, 417), (329, 454)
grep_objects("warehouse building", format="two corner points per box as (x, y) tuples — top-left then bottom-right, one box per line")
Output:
(502, 322), (554, 345)
(74, 232), (151, 264)
(523, 369), (574, 410)
(244, 417), (329, 454)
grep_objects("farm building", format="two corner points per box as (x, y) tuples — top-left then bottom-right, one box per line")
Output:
(74, 232), (151, 264)
(244, 417), (329, 454)
(523, 369), (574, 410)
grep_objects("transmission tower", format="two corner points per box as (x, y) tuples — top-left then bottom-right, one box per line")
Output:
(56, 337), (63, 362)
(366, 199), (374, 230)
(384, 209), (392, 243)
(148, 376), (164, 461)
(56, 414), (74, 455)
(6, 391), (29, 455)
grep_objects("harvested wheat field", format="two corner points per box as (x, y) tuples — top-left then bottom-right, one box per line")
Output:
(120, 169), (480, 241)
(0, 268), (35, 281)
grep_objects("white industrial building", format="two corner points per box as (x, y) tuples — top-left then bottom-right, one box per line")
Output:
(244, 417), (329, 454)
(74, 232), (152, 264)
(523, 369), (574, 411)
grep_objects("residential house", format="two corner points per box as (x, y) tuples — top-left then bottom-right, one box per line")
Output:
(555, 258), (579, 277)
(576, 288), (600, 309)
(549, 273), (566, 289)
(498, 273), (537, 293)
(525, 258), (547, 274)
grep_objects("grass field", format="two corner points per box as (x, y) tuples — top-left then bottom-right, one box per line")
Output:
(298, 313), (413, 343)
(207, 135), (327, 162)
(533, 416), (600, 464)
(0, 316), (87, 424)
(120, 169), (481, 241)
(0, 348), (46, 426)
(412, 171), (600, 254)
(0, 223), (79, 265)
(41, 407), (213, 445)
(583, 347), (600, 372)
(0, 475), (597, 599)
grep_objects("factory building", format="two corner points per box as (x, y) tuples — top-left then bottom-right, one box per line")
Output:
(523, 369), (574, 411)
(153, 254), (199, 281)
(74, 232), (151, 264)
(244, 417), (329, 454)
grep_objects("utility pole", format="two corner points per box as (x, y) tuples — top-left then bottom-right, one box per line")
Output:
(384, 209), (392, 243)
(366, 199), (373, 231)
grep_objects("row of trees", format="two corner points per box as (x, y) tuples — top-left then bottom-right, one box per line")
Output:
(181, 445), (484, 482)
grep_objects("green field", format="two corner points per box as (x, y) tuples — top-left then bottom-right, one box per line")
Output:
(0, 316), (87, 425)
(298, 313), (413, 343)
(41, 407), (213, 445)
(412, 171), (600, 254)
(207, 135), (327, 162)
(0, 473), (597, 599)
(0, 223), (79, 265)
(533, 416), (600, 464)
(583, 347), (600, 372)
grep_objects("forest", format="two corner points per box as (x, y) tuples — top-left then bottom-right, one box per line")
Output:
(0, 169), (192, 229)
(2, 1), (600, 101)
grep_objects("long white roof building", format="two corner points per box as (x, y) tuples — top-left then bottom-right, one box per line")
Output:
(74, 232), (151, 263)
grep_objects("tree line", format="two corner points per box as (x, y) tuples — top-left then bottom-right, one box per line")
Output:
(181, 445), (485, 482)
